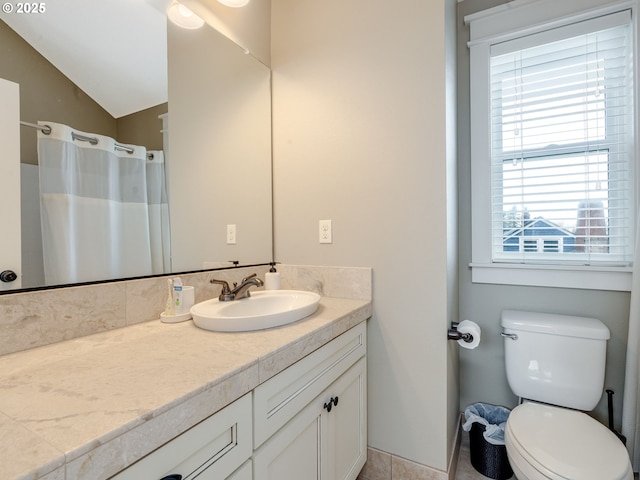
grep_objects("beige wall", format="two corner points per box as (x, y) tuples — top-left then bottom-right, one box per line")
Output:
(183, 0), (271, 67)
(117, 103), (167, 151)
(271, 0), (458, 471)
(456, 0), (631, 427)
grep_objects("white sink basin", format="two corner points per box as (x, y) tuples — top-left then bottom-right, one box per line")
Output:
(190, 290), (321, 332)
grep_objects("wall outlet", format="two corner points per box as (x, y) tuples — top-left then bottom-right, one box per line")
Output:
(319, 219), (332, 244)
(227, 224), (236, 244)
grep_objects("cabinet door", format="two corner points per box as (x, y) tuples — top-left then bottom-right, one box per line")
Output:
(324, 357), (367, 480)
(227, 460), (252, 480)
(253, 399), (323, 480)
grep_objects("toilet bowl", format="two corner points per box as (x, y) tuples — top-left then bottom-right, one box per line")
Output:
(505, 403), (632, 480)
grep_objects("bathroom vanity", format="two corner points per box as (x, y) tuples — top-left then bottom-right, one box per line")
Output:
(0, 294), (370, 480)
(114, 320), (366, 480)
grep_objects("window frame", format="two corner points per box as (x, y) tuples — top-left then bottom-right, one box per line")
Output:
(466, 0), (639, 291)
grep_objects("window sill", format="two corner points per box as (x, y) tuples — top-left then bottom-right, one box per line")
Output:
(469, 263), (632, 291)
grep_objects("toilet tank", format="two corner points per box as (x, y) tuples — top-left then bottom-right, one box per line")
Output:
(501, 310), (610, 411)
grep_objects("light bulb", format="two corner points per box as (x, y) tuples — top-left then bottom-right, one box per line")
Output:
(217, 0), (250, 7)
(167, 1), (205, 29)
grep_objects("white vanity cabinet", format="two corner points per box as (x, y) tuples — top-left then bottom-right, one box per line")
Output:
(111, 393), (252, 480)
(252, 323), (367, 480)
(110, 322), (367, 480)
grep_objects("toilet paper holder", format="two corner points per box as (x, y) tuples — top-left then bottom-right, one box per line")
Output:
(447, 322), (474, 343)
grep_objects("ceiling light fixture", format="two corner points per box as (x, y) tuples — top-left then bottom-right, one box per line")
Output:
(167, 1), (205, 29)
(217, 0), (250, 7)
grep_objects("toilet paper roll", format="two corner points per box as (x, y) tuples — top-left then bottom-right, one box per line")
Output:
(457, 319), (481, 349)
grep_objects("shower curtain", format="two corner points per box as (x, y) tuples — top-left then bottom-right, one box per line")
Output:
(623, 216), (640, 470)
(37, 122), (170, 285)
(146, 150), (171, 275)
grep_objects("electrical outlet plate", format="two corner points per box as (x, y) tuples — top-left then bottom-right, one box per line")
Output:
(319, 219), (332, 244)
(227, 224), (236, 244)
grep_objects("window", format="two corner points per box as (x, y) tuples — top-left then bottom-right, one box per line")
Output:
(467, 0), (637, 291)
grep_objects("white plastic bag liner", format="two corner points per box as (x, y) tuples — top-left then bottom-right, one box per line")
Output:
(462, 403), (511, 446)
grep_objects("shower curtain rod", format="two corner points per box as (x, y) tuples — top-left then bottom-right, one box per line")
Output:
(20, 121), (155, 160)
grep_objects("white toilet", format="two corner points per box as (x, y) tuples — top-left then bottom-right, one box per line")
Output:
(501, 309), (633, 480)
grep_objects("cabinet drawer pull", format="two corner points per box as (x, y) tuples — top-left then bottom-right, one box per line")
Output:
(323, 396), (339, 412)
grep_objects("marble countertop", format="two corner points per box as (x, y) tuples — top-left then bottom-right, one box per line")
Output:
(0, 296), (371, 480)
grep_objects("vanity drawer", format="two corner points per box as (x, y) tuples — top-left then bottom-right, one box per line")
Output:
(112, 393), (252, 480)
(253, 322), (366, 448)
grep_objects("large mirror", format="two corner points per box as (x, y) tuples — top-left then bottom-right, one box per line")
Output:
(0, 0), (273, 293)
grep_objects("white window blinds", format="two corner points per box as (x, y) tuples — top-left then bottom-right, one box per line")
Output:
(489, 11), (634, 267)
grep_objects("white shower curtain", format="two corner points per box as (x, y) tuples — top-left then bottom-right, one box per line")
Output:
(623, 216), (640, 470)
(146, 150), (171, 275)
(37, 122), (170, 285)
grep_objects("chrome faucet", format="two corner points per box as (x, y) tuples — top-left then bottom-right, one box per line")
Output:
(210, 273), (264, 302)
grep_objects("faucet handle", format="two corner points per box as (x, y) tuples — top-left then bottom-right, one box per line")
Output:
(240, 273), (257, 283)
(210, 278), (231, 294)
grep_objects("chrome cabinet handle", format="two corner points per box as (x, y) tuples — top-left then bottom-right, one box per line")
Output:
(501, 332), (518, 340)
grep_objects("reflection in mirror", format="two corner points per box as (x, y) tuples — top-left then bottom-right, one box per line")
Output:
(0, 2), (273, 293)
(167, 19), (272, 273)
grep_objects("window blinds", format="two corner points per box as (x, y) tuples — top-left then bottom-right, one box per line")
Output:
(489, 11), (634, 266)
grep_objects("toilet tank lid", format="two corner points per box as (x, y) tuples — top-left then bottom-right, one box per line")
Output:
(501, 310), (610, 340)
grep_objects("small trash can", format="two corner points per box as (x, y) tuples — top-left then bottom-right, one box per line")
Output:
(462, 403), (513, 480)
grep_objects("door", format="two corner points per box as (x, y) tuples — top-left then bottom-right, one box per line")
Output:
(0, 78), (21, 290)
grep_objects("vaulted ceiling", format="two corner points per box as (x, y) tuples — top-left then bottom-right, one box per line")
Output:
(3, 0), (170, 118)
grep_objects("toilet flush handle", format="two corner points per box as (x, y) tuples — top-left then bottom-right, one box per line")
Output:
(501, 332), (518, 340)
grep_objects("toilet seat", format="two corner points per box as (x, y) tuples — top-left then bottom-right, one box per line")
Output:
(505, 403), (632, 480)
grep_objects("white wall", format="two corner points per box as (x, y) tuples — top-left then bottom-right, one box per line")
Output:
(271, 0), (458, 471)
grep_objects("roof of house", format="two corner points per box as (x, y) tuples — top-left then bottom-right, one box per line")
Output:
(503, 217), (576, 240)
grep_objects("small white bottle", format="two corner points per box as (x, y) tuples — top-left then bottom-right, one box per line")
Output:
(264, 263), (281, 290)
(173, 277), (184, 313)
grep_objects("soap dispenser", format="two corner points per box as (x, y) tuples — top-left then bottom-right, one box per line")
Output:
(264, 263), (281, 290)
